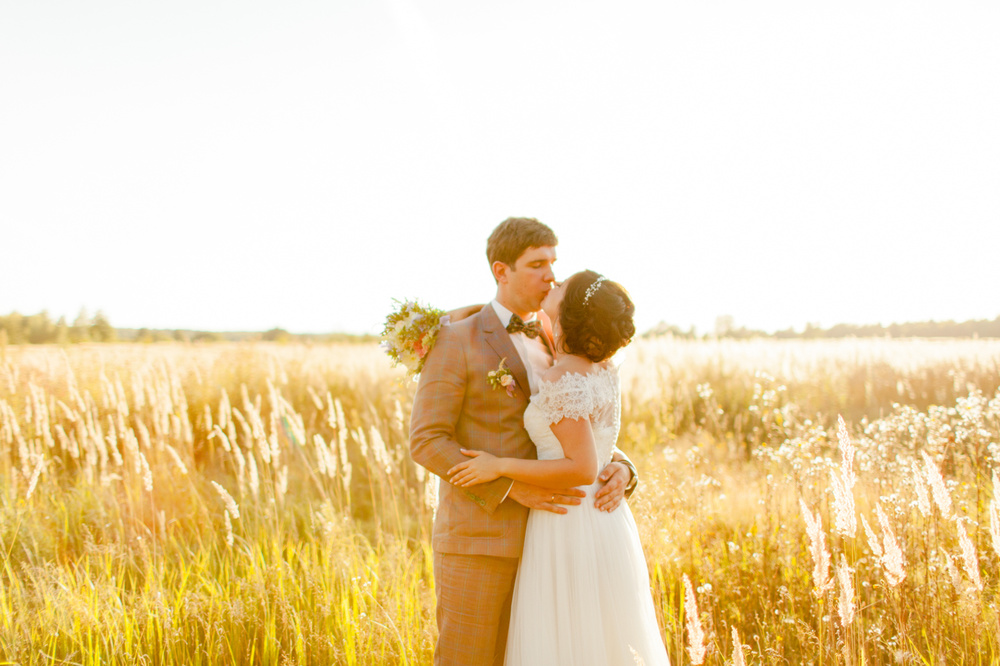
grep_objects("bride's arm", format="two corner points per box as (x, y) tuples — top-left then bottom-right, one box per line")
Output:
(448, 416), (599, 488)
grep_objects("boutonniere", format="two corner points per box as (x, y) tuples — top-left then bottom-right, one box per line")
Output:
(487, 358), (517, 397)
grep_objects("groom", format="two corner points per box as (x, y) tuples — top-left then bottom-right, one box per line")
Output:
(410, 217), (638, 666)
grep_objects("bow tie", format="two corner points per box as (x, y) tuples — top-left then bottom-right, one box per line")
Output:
(506, 314), (543, 339)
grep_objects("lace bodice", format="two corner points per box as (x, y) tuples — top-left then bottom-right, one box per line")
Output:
(523, 364), (621, 467)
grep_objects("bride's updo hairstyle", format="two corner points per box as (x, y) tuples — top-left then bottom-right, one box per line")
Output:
(558, 270), (635, 363)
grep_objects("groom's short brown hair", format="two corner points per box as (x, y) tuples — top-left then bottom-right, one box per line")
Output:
(486, 217), (558, 270)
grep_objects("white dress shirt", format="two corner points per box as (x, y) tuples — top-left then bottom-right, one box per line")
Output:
(490, 300), (553, 395)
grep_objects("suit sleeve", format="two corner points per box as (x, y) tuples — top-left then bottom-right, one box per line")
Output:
(409, 323), (513, 514)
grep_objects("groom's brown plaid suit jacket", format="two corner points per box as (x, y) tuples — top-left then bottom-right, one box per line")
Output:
(410, 304), (537, 558)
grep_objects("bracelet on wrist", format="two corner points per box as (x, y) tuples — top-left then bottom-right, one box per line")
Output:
(620, 459), (638, 491)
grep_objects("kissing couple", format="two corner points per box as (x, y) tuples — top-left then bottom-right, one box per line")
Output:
(409, 217), (670, 665)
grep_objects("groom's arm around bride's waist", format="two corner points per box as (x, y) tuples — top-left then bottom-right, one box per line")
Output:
(409, 319), (513, 514)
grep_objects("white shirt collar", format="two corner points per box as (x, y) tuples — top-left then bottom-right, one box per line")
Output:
(490, 300), (537, 328)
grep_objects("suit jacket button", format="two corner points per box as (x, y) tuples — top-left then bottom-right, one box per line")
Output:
(478, 498), (485, 506)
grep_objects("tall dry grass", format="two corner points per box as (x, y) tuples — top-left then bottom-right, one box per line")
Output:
(1, 338), (999, 664)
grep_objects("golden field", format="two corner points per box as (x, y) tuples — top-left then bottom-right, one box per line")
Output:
(2, 338), (1000, 665)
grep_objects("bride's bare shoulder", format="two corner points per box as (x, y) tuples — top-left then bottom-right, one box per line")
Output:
(539, 357), (596, 384)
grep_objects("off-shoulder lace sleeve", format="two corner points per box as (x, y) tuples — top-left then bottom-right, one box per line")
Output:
(531, 373), (599, 424)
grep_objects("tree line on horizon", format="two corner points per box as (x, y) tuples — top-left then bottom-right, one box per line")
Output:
(645, 313), (1000, 340)
(0, 310), (377, 346)
(0, 310), (116, 345)
(2, 309), (999, 346)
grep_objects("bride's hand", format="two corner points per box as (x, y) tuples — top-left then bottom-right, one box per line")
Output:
(447, 449), (501, 486)
(445, 304), (484, 323)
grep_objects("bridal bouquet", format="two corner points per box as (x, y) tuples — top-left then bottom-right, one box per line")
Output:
(381, 300), (446, 378)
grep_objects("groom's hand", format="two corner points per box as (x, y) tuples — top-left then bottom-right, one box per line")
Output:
(507, 480), (584, 515)
(594, 462), (631, 512)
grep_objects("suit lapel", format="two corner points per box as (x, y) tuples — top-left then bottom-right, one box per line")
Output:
(480, 305), (531, 401)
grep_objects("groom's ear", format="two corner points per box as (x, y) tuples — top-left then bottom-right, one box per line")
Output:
(491, 261), (509, 284)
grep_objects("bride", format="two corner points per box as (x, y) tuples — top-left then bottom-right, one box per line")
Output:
(447, 270), (671, 666)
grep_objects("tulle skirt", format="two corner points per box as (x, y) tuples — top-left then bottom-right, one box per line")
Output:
(505, 482), (671, 666)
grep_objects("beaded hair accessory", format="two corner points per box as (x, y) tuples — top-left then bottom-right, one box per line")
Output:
(582, 276), (607, 305)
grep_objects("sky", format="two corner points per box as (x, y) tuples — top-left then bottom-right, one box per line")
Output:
(1, 1), (998, 336)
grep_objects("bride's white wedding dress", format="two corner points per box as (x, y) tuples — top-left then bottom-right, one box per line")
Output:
(505, 365), (671, 666)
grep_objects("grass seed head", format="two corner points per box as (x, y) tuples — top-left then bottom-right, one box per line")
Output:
(942, 548), (962, 592)
(140, 451), (153, 492)
(861, 514), (883, 559)
(25, 454), (44, 500)
(211, 480), (240, 520)
(165, 444), (188, 476)
(836, 555), (855, 628)
(830, 470), (857, 539)
(990, 496), (1000, 560)
(730, 626), (746, 666)
(912, 460), (931, 517)
(683, 574), (706, 665)
(836, 414), (856, 488)
(876, 504), (906, 587)
(956, 521), (983, 592)
(922, 451), (952, 518)
(801, 499), (833, 596)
